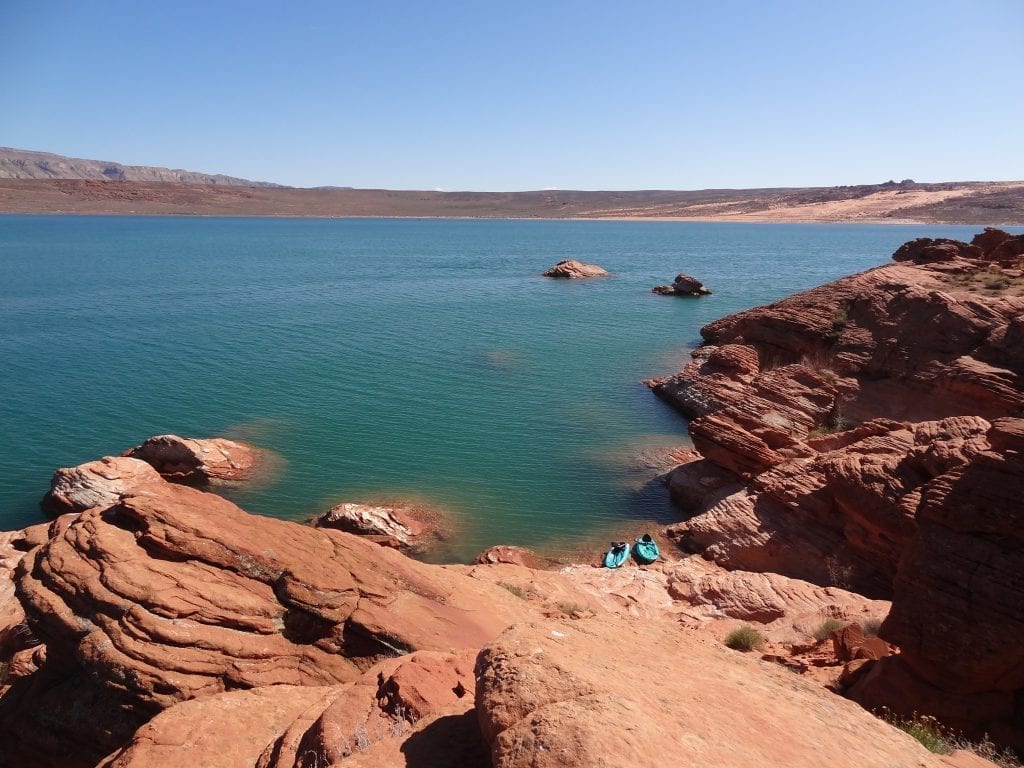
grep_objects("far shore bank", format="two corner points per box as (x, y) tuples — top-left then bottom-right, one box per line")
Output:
(4, 211), (1024, 227)
(2, 178), (1023, 225)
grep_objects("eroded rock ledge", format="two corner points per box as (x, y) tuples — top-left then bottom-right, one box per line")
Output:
(647, 228), (1024, 747)
(4, 477), (541, 765)
(0, 457), (945, 768)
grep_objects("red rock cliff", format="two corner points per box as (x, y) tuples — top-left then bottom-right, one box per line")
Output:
(648, 229), (1024, 745)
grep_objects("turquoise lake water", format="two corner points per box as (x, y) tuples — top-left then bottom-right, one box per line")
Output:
(0, 216), (1006, 560)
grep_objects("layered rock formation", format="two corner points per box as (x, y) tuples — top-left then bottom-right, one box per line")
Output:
(0, 447), (1000, 767)
(123, 434), (260, 483)
(651, 272), (712, 296)
(40, 456), (166, 515)
(648, 229), (1024, 745)
(3, 473), (543, 766)
(540, 259), (608, 278)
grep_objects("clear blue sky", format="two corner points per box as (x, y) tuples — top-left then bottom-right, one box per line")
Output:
(2, 1), (1022, 190)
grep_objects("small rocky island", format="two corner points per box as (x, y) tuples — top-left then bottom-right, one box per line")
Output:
(541, 259), (609, 278)
(652, 273), (712, 296)
(1, 231), (1023, 767)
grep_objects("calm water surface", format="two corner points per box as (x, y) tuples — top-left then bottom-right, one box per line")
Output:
(0, 217), (1002, 559)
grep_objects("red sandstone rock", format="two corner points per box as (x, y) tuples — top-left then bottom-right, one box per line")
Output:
(103, 649), (485, 768)
(0, 531), (35, 672)
(476, 617), (958, 768)
(831, 622), (891, 662)
(649, 234), (1024, 747)
(892, 237), (983, 264)
(314, 501), (439, 552)
(473, 545), (552, 569)
(101, 686), (334, 768)
(123, 434), (259, 482)
(663, 449), (744, 513)
(40, 455), (164, 515)
(849, 656), (1017, 747)
(541, 259), (608, 278)
(258, 650), (480, 768)
(3, 480), (543, 766)
(667, 414), (995, 596)
(970, 227), (1012, 255)
(846, 419), (1024, 749)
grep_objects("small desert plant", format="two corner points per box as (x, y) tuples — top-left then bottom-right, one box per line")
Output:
(824, 554), (854, 589)
(353, 721), (371, 751)
(826, 303), (851, 342)
(724, 625), (765, 652)
(985, 277), (1010, 290)
(555, 601), (588, 616)
(498, 582), (527, 600)
(895, 713), (949, 753)
(812, 618), (846, 642)
(861, 617), (883, 637)
(828, 396), (851, 432)
(0, 660), (8, 688)
(876, 710), (1023, 766)
(947, 732), (1022, 768)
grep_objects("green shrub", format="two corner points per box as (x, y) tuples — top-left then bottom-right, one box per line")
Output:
(878, 710), (1023, 767)
(724, 625), (765, 652)
(813, 618), (846, 642)
(899, 715), (949, 753)
(879, 711), (950, 754)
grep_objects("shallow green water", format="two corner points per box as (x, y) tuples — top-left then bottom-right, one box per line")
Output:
(0, 216), (1000, 559)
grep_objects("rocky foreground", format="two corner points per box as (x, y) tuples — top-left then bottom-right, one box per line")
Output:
(1, 230), (1023, 766)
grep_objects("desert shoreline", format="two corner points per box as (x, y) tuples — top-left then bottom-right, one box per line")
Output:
(2, 178), (1023, 225)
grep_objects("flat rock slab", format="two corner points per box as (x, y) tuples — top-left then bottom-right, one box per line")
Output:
(541, 260), (608, 278)
(476, 616), (961, 768)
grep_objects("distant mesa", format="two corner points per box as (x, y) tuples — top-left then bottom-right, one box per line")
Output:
(0, 147), (280, 187)
(652, 273), (712, 296)
(542, 259), (609, 279)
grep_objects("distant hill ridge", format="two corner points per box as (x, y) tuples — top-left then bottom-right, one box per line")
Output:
(1, 148), (1022, 224)
(0, 147), (281, 188)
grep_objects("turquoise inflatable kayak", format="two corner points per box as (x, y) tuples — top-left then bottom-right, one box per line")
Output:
(633, 533), (659, 564)
(603, 541), (629, 568)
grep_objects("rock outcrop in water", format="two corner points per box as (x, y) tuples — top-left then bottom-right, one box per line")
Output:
(648, 229), (1024, 747)
(123, 434), (260, 483)
(541, 259), (608, 278)
(314, 501), (451, 554)
(651, 272), (712, 296)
